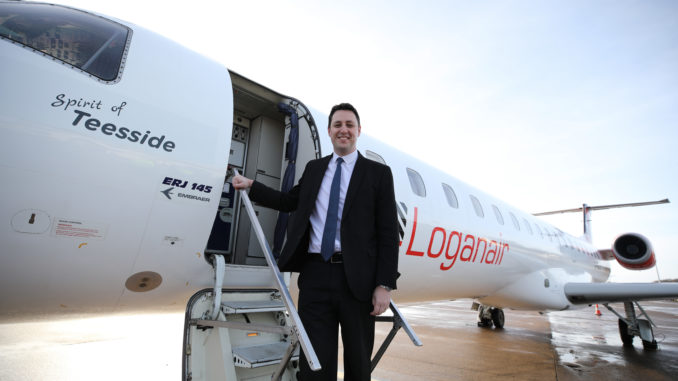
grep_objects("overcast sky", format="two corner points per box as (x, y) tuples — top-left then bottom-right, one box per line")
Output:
(51, 0), (678, 282)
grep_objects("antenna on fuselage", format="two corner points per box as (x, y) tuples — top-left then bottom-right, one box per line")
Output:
(532, 199), (670, 243)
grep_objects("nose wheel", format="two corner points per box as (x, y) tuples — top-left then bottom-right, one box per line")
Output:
(491, 308), (505, 328)
(476, 304), (505, 329)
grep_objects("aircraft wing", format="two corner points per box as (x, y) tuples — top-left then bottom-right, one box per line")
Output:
(564, 282), (678, 305)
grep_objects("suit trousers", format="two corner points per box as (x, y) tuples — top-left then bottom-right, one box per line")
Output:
(297, 256), (375, 381)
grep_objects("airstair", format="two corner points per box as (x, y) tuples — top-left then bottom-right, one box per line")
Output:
(182, 169), (421, 381)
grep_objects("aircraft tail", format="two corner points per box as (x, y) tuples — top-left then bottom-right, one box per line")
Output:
(533, 199), (670, 243)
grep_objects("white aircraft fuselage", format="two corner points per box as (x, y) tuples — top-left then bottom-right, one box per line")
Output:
(0, 2), (661, 324)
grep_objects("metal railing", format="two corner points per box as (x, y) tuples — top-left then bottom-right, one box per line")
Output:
(233, 168), (321, 379)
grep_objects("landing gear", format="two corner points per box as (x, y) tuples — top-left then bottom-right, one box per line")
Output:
(642, 337), (658, 350)
(618, 319), (634, 346)
(605, 301), (658, 350)
(491, 308), (505, 329)
(475, 304), (505, 329)
(477, 317), (492, 327)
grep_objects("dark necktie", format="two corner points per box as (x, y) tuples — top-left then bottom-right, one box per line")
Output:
(321, 157), (343, 261)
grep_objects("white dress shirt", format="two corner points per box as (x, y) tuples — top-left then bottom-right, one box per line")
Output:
(308, 150), (358, 253)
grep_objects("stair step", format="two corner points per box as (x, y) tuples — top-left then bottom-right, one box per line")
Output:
(232, 342), (299, 368)
(221, 299), (286, 314)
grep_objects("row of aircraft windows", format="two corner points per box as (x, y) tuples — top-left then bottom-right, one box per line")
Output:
(364, 150), (599, 258)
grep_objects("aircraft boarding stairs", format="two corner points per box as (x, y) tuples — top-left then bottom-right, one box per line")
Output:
(182, 170), (421, 381)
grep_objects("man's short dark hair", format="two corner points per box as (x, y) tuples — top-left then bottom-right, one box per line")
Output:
(328, 103), (360, 127)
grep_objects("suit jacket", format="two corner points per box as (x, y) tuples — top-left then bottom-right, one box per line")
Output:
(248, 152), (399, 302)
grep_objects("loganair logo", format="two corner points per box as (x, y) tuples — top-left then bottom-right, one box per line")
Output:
(404, 207), (508, 271)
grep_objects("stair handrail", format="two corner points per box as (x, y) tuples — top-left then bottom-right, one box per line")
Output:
(232, 168), (321, 374)
(390, 299), (422, 346)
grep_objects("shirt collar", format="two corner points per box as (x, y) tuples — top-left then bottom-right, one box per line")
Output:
(332, 149), (359, 166)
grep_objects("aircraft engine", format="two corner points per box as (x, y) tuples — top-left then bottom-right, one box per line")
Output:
(612, 233), (656, 270)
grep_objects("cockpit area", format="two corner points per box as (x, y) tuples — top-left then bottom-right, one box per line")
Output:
(0, 2), (131, 82)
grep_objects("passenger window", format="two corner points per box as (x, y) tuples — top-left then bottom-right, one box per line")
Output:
(509, 212), (520, 231)
(406, 168), (426, 197)
(0, 2), (131, 82)
(366, 150), (386, 164)
(469, 195), (484, 218)
(441, 183), (459, 208)
(522, 218), (533, 234)
(491, 205), (504, 225)
(534, 224), (543, 238)
(556, 232), (565, 246)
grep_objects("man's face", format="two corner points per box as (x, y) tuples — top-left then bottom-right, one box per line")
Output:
(328, 110), (361, 156)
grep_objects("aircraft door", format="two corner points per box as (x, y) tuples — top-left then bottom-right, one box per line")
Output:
(237, 116), (284, 265)
(205, 119), (249, 257)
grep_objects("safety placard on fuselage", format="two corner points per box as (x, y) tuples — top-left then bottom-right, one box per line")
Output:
(51, 218), (108, 240)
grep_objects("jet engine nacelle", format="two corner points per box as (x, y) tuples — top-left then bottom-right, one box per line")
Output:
(612, 233), (656, 270)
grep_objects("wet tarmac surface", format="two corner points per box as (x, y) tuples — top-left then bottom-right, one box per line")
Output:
(0, 300), (676, 380)
(0, 313), (184, 380)
(550, 300), (678, 380)
(360, 299), (678, 380)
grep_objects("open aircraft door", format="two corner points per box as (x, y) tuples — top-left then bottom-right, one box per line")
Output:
(182, 74), (323, 380)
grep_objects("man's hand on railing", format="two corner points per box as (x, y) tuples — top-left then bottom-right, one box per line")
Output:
(371, 286), (391, 316)
(232, 174), (253, 190)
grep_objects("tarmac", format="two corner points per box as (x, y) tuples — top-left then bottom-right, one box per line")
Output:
(0, 299), (676, 380)
(361, 299), (678, 381)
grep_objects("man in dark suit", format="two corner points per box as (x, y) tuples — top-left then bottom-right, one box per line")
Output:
(232, 103), (399, 381)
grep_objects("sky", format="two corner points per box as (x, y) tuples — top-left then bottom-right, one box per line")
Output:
(48, 0), (678, 282)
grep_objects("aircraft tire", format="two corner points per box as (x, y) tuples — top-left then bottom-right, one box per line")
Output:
(491, 308), (505, 329)
(642, 339), (658, 350)
(477, 318), (493, 328)
(618, 319), (634, 346)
